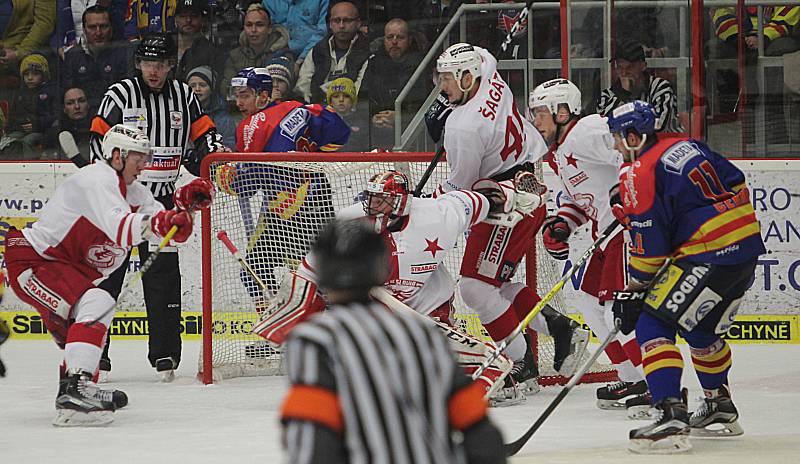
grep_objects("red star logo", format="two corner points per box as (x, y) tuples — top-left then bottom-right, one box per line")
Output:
(424, 238), (444, 258)
(565, 153), (579, 168)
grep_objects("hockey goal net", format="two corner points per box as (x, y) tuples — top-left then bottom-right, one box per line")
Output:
(199, 152), (616, 386)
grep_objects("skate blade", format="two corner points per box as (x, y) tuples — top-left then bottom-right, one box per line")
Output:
(691, 420), (744, 437)
(627, 405), (657, 420)
(597, 399), (627, 410)
(628, 434), (692, 454)
(160, 370), (176, 383)
(557, 328), (590, 376)
(53, 409), (114, 427)
(489, 393), (527, 408)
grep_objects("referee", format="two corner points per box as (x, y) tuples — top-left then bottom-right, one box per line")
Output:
(281, 219), (505, 463)
(89, 33), (228, 380)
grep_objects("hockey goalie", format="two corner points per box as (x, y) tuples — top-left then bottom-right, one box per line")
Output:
(239, 169), (577, 404)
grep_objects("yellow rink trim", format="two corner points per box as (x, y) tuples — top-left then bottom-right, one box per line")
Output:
(0, 310), (798, 344)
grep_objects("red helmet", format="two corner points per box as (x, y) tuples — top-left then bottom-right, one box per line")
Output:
(363, 170), (413, 221)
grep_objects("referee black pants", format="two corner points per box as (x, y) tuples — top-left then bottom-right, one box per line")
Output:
(100, 195), (182, 369)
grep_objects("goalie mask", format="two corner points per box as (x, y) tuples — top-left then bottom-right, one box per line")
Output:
(363, 170), (412, 231)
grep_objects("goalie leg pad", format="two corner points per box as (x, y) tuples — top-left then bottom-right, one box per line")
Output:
(252, 272), (325, 345)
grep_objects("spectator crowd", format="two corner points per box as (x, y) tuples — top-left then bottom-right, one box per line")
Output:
(0, 0), (797, 160)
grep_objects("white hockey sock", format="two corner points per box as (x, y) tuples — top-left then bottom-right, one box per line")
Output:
(64, 288), (115, 374)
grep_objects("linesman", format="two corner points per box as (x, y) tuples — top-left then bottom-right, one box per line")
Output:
(280, 219), (506, 463)
(89, 32), (228, 379)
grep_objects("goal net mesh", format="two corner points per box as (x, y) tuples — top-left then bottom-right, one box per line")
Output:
(199, 153), (616, 386)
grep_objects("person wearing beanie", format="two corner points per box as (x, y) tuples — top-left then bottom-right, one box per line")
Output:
(0, 53), (58, 160)
(174, 0), (225, 81)
(326, 77), (369, 151)
(265, 56), (297, 102)
(187, 65), (237, 148)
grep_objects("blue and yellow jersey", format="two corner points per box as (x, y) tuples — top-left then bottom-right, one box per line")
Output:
(620, 137), (766, 282)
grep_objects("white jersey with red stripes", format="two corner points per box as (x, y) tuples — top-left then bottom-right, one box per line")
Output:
(297, 190), (490, 315)
(21, 162), (164, 284)
(437, 46), (547, 194)
(552, 114), (624, 235)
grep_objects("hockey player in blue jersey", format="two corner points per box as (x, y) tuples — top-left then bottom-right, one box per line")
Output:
(216, 67), (350, 318)
(607, 101), (765, 454)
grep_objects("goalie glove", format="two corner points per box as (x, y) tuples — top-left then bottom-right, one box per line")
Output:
(252, 272), (326, 346)
(472, 171), (546, 228)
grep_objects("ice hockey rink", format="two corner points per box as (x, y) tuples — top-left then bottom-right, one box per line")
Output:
(1, 340), (798, 463)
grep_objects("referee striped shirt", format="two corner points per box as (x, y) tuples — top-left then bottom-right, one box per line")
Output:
(90, 76), (225, 198)
(281, 301), (489, 464)
(597, 73), (685, 133)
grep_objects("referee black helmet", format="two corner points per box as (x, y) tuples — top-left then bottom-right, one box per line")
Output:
(136, 33), (176, 61)
(314, 219), (389, 292)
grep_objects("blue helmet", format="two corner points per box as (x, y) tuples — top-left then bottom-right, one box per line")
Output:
(606, 100), (656, 136)
(231, 67), (273, 94)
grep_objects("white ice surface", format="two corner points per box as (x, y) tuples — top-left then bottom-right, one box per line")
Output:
(1, 341), (798, 463)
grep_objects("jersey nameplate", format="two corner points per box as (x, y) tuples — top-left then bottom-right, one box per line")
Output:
(280, 108), (308, 139)
(662, 141), (700, 175)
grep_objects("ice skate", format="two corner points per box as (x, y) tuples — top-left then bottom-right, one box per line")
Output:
(551, 318), (589, 376)
(626, 391), (654, 420)
(155, 357), (177, 383)
(596, 379), (648, 409)
(628, 397), (691, 454)
(54, 369), (125, 427)
(509, 337), (540, 396)
(690, 385), (744, 437)
(489, 376), (527, 407)
(98, 357), (111, 384)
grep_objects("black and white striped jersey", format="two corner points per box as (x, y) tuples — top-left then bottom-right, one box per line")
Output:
(281, 301), (497, 464)
(596, 73), (684, 133)
(90, 75), (226, 198)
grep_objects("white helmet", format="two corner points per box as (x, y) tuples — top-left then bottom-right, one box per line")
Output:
(529, 78), (582, 117)
(102, 124), (152, 162)
(436, 43), (482, 91)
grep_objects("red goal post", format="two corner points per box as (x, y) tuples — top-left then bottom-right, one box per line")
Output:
(199, 151), (616, 386)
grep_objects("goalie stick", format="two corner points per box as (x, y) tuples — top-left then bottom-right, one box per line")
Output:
(473, 219), (622, 379)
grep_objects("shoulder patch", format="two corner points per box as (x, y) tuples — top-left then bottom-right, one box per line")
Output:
(661, 141), (700, 175)
(280, 108), (309, 139)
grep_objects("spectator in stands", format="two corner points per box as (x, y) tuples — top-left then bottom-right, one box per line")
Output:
(596, 38), (683, 133)
(187, 65), (236, 147)
(174, 0), (224, 81)
(265, 55), (297, 102)
(364, 18), (428, 149)
(0, 0), (56, 87)
(48, 86), (92, 164)
(221, 3), (291, 99)
(294, 1), (370, 104)
(53, 0), (128, 58)
(62, 5), (131, 112)
(327, 77), (369, 151)
(209, 0), (260, 50)
(262, 0), (328, 74)
(124, 0), (178, 38)
(363, 0), (429, 43)
(0, 54), (58, 160)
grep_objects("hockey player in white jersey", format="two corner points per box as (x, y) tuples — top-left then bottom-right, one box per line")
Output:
(3, 125), (212, 426)
(528, 78), (649, 415)
(434, 43), (590, 398)
(251, 169), (546, 403)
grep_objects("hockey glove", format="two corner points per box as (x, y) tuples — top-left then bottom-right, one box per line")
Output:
(542, 215), (571, 260)
(612, 290), (646, 335)
(151, 209), (194, 243)
(608, 183), (629, 229)
(174, 178), (215, 211)
(472, 176), (544, 228)
(424, 91), (452, 143)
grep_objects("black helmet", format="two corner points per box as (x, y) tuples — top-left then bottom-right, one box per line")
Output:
(136, 33), (176, 61)
(313, 219), (389, 292)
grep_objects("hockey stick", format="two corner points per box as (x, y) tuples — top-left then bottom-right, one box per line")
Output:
(504, 322), (622, 456)
(473, 219), (622, 379)
(500, 0), (534, 53)
(217, 230), (270, 292)
(413, 143), (446, 197)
